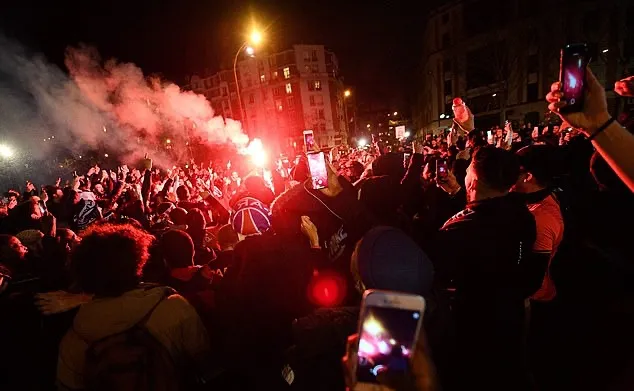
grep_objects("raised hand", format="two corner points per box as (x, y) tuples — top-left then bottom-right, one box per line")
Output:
(546, 67), (610, 136)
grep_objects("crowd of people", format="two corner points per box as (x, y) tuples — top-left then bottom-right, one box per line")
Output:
(1, 69), (634, 391)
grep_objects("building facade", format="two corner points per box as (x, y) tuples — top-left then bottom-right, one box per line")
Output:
(415, 0), (634, 134)
(186, 44), (349, 152)
(188, 70), (242, 125)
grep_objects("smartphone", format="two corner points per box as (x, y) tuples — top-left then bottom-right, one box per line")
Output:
(559, 43), (590, 113)
(353, 290), (426, 390)
(403, 152), (411, 168)
(436, 159), (448, 180)
(307, 151), (328, 190)
(303, 130), (315, 152)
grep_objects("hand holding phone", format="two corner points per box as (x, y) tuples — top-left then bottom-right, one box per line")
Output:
(303, 130), (315, 152)
(307, 152), (329, 190)
(435, 160), (448, 181)
(348, 290), (426, 390)
(142, 153), (153, 170)
(559, 43), (590, 113)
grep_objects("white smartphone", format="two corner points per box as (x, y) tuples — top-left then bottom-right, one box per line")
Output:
(486, 130), (494, 144)
(303, 129), (315, 152)
(353, 290), (426, 391)
(307, 151), (328, 190)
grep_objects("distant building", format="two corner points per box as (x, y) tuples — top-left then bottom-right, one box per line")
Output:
(187, 70), (242, 124)
(415, 0), (634, 134)
(185, 44), (349, 152)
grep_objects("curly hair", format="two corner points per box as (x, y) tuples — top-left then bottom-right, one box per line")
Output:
(71, 223), (154, 297)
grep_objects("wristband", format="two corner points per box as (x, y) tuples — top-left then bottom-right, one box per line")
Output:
(588, 117), (615, 141)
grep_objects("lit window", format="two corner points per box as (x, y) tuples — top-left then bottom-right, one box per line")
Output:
(286, 83), (292, 94)
(314, 80), (321, 91)
(273, 71), (278, 79)
(260, 74), (265, 83)
(276, 99), (283, 111)
(283, 67), (291, 79)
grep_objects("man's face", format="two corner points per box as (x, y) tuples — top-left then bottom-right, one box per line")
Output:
(94, 184), (104, 195)
(1, 236), (28, 262)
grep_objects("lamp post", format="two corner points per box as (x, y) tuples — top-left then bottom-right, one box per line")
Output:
(343, 89), (351, 140)
(233, 29), (263, 132)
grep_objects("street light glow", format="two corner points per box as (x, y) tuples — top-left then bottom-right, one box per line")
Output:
(492, 93), (497, 97)
(245, 46), (255, 56)
(393, 111), (398, 116)
(404, 131), (411, 138)
(250, 30), (263, 45)
(358, 138), (367, 148)
(166, 138), (172, 144)
(602, 48), (609, 53)
(440, 113), (446, 119)
(104, 153), (109, 158)
(366, 124), (371, 128)
(344, 90), (351, 98)
(0, 144), (14, 159)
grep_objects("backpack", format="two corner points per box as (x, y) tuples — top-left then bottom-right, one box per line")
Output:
(82, 287), (181, 391)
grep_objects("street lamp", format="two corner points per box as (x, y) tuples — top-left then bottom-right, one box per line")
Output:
(344, 89), (351, 98)
(393, 111), (398, 116)
(439, 113), (446, 119)
(233, 28), (264, 131)
(250, 30), (263, 45)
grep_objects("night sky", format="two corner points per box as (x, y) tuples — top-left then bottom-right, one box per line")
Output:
(0, 0), (443, 115)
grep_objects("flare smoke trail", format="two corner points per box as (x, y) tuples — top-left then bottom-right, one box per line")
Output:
(0, 35), (248, 186)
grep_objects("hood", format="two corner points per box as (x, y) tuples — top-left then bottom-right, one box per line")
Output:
(271, 180), (323, 216)
(72, 286), (166, 341)
(270, 180), (324, 236)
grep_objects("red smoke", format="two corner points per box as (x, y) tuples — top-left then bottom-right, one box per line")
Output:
(64, 45), (248, 164)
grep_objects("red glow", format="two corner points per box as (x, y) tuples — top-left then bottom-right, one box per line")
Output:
(307, 271), (346, 307)
(453, 97), (463, 106)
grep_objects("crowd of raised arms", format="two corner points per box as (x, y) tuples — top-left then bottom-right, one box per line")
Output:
(1, 70), (634, 391)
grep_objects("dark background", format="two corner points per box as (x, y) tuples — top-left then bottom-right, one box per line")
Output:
(0, 0), (446, 116)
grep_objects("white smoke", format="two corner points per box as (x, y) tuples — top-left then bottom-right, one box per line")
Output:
(0, 35), (248, 186)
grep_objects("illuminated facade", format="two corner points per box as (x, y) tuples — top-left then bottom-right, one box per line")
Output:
(187, 45), (349, 151)
(415, 0), (634, 134)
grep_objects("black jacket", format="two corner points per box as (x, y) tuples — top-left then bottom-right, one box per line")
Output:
(427, 194), (541, 390)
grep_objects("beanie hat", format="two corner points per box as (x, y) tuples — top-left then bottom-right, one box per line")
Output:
(354, 226), (434, 295)
(231, 196), (271, 236)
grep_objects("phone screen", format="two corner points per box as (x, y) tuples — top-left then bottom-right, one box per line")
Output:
(356, 306), (422, 384)
(403, 153), (411, 168)
(307, 152), (328, 190)
(304, 131), (315, 151)
(560, 44), (589, 113)
(436, 159), (448, 180)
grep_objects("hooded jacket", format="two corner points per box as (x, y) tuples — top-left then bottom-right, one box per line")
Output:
(57, 286), (209, 390)
(270, 176), (371, 269)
